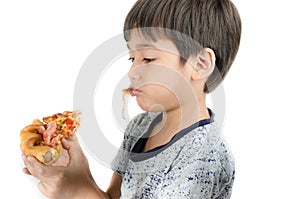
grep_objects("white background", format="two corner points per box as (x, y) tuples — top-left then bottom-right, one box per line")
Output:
(1, 0), (300, 198)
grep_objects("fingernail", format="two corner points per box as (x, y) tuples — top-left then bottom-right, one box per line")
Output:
(27, 156), (33, 162)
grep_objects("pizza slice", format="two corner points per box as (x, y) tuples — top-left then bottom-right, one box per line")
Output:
(20, 110), (80, 165)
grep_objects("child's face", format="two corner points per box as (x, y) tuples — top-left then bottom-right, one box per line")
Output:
(127, 33), (198, 112)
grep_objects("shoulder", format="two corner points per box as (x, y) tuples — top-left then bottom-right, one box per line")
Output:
(192, 123), (235, 172)
(177, 123), (235, 183)
(168, 123), (235, 196)
(192, 124), (235, 195)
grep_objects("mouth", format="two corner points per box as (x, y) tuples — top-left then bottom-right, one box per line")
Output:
(122, 87), (142, 97)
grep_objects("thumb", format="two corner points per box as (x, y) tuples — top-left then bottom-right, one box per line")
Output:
(61, 137), (74, 150)
(61, 135), (81, 150)
(62, 136), (92, 178)
(61, 136), (84, 163)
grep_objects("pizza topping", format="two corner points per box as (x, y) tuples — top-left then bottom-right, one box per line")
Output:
(50, 134), (63, 147)
(42, 122), (57, 146)
(20, 110), (80, 165)
(32, 110), (80, 147)
(37, 125), (46, 134)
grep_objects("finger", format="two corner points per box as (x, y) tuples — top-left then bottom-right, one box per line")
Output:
(23, 156), (44, 179)
(22, 154), (32, 175)
(38, 181), (51, 199)
(61, 136), (87, 167)
(20, 148), (24, 155)
(24, 156), (59, 180)
(51, 149), (70, 167)
(22, 167), (32, 175)
(61, 135), (79, 150)
(61, 136), (82, 158)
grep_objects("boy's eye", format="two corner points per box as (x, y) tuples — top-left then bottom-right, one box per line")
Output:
(143, 58), (155, 63)
(128, 57), (155, 63)
(128, 57), (134, 62)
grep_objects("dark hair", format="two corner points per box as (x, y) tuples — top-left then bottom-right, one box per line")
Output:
(124, 0), (242, 93)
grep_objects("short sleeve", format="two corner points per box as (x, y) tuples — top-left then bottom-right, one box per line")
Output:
(214, 141), (235, 198)
(157, 131), (235, 198)
(110, 133), (131, 177)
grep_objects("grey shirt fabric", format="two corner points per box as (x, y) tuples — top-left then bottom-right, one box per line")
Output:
(111, 111), (235, 198)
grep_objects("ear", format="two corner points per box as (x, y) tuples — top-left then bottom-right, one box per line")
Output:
(191, 48), (216, 80)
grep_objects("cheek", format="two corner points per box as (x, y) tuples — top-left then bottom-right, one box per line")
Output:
(155, 87), (177, 103)
(138, 85), (180, 111)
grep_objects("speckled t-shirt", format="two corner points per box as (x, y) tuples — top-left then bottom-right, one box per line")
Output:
(111, 110), (235, 198)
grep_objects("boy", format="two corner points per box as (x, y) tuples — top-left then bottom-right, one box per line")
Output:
(22, 0), (241, 198)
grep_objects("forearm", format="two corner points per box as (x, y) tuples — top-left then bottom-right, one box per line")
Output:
(88, 181), (111, 199)
(70, 178), (112, 199)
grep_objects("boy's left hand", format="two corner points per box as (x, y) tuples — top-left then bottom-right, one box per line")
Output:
(22, 136), (95, 199)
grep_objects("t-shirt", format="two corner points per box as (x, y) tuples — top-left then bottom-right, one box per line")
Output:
(111, 110), (235, 198)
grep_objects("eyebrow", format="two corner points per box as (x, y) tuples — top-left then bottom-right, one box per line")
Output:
(127, 43), (157, 50)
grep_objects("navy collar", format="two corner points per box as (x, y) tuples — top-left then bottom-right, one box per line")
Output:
(130, 108), (215, 162)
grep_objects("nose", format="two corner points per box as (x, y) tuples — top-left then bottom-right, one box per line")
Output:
(128, 56), (143, 82)
(128, 65), (142, 82)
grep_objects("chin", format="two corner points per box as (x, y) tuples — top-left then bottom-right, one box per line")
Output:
(136, 97), (147, 111)
(136, 97), (165, 112)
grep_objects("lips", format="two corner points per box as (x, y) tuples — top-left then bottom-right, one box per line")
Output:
(123, 87), (142, 96)
(130, 88), (142, 96)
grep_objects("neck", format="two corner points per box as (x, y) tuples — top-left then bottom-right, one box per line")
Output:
(153, 94), (209, 137)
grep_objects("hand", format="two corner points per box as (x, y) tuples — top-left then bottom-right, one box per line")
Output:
(22, 136), (97, 199)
